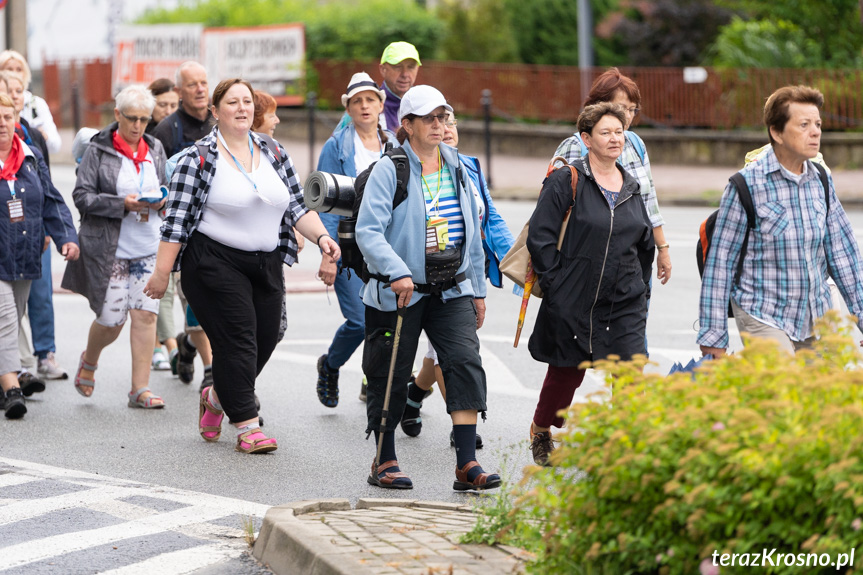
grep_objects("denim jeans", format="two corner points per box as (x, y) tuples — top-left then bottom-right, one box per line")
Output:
(28, 247), (55, 359)
(321, 213), (365, 370)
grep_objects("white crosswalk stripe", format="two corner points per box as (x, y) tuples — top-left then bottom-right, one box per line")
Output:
(0, 458), (269, 574)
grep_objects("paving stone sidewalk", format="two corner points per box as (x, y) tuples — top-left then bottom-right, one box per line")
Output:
(253, 499), (529, 575)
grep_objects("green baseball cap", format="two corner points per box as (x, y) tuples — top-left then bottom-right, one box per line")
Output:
(380, 42), (422, 66)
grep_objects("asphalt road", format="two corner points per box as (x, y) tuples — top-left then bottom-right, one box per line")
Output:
(3, 164), (863, 573)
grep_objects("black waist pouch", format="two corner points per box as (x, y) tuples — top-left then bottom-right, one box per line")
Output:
(425, 246), (461, 285)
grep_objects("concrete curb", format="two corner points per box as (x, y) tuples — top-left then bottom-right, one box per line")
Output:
(253, 498), (490, 575)
(253, 499), (364, 575)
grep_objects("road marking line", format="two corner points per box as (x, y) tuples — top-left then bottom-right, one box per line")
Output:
(0, 483), (141, 526)
(95, 543), (239, 575)
(0, 474), (40, 488)
(0, 504), (248, 569)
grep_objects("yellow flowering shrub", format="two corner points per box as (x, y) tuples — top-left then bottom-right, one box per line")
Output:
(514, 313), (863, 574)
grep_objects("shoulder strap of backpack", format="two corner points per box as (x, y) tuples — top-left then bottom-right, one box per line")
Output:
(625, 131), (647, 165)
(813, 162), (831, 215)
(254, 132), (280, 158)
(196, 141), (208, 170)
(729, 172), (756, 286)
(387, 147), (410, 210)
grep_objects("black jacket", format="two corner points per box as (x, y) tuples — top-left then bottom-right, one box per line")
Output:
(151, 105), (214, 157)
(527, 156), (654, 367)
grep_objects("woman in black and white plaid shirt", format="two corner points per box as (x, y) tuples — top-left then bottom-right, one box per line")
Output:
(144, 78), (340, 454)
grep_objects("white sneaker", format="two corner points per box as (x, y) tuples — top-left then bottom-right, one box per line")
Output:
(152, 350), (171, 371)
(37, 352), (68, 380)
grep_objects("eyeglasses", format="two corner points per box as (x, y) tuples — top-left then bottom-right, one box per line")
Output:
(624, 107), (641, 115)
(121, 111), (152, 124)
(419, 113), (447, 125)
(445, 119), (458, 128)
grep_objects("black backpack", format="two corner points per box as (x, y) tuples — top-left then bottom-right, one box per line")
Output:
(337, 146), (410, 282)
(696, 163), (831, 317)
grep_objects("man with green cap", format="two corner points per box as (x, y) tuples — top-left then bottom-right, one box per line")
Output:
(334, 41), (421, 133)
(378, 41), (421, 131)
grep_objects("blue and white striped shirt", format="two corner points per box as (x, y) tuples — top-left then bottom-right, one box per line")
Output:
(697, 148), (863, 347)
(423, 165), (464, 247)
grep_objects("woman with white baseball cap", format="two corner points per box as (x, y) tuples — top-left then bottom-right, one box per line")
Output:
(313, 72), (395, 409)
(355, 85), (500, 492)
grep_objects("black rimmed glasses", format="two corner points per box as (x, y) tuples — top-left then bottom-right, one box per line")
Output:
(121, 111), (152, 124)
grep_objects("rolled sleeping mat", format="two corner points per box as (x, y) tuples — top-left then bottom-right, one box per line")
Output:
(303, 171), (356, 217)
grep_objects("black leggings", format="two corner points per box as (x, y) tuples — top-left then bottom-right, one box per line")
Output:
(181, 232), (283, 423)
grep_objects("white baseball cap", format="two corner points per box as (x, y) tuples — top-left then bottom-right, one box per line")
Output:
(397, 85), (453, 123)
(341, 72), (386, 108)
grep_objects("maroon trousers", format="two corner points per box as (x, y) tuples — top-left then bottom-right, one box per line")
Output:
(533, 365), (586, 429)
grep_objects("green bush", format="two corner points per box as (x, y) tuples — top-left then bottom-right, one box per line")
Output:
(707, 17), (824, 68)
(474, 312), (863, 574)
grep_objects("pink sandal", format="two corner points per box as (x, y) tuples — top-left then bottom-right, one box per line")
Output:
(74, 352), (97, 397)
(199, 386), (224, 442)
(236, 428), (278, 454)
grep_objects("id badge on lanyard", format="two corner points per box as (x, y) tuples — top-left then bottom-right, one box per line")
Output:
(6, 180), (23, 223)
(426, 216), (448, 253)
(135, 164), (153, 223)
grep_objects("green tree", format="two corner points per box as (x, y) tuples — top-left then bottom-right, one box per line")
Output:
(436, 0), (519, 63)
(707, 17), (824, 68)
(504, 0), (621, 66)
(715, 0), (863, 67)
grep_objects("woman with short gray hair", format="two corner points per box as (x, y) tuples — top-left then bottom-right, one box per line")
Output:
(61, 84), (169, 409)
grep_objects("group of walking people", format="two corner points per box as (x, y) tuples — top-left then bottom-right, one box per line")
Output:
(4, 39), (863, 492)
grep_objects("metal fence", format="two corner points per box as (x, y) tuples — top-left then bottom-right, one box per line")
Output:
(314, 60), (863, 129)
(42, 58), (863, 130)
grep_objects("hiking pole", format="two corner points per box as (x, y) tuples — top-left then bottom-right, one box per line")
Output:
(374, 305), (407, 474)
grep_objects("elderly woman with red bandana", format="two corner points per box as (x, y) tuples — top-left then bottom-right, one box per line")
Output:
(62, 85), (169, 410)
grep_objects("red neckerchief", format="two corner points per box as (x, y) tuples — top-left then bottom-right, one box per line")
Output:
(112, 130), (151, 173)
(0, 134), (26, 181)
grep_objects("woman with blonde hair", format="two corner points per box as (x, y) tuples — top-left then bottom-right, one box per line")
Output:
(0, 50), (61, 153)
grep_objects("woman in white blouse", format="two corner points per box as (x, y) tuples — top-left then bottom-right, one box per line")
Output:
(145, 79), (339, 454)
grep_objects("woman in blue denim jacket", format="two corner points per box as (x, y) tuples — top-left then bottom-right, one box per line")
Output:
(0, 95), (78, 418)
(313, 73), (396, 409)
(400, 111), (515, 446)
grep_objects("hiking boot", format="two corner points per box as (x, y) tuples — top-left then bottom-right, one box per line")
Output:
(530, 427), (555, 467)
(199, 369), (214, 393)
(316, 354), (339, 408)
(18, 371), (46, 397)
(176, 332), (197, 384)
(37, 352), (68, 380)
(4, 388), (26, 419)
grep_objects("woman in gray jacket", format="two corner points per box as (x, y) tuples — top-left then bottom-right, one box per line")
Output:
(62, 85), (168, 409)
